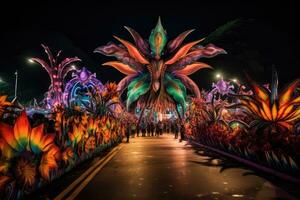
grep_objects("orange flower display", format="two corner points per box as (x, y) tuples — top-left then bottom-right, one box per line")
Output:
(0, 111), (60, 180)
(68, 124), (84, 147)
(62, 147), (74, 164)
(15, 158), (36, 186)
(235, 72), (300, 130)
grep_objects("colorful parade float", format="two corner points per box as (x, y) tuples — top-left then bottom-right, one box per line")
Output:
(0, 18), (300, 199)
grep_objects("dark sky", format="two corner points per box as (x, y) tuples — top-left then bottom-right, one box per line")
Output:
(0, 1), (299, 102)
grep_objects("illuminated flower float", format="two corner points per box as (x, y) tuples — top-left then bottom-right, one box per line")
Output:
(0, 112), (60, 189)
(95, 18), (226, 119)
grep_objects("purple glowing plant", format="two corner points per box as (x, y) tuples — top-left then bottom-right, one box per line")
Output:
(30, 44), (81, 109)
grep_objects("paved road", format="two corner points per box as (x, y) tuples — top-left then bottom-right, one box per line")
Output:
(76, 134), (298, 200)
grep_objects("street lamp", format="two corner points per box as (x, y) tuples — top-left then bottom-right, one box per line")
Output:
(28, 58), (34, 63)
(232, 78), (238, 83)
(216, 73), (222, 79)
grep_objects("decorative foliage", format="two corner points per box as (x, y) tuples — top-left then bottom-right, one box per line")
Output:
(84, 82), (120, 117)
(186, 70), (300, 177)
(30, 44), (81, 109)
(0, 106), (124, 198)
(0, 95), (12, 117)
(231, 71), (300, 131)
(95, 18), (226, 118)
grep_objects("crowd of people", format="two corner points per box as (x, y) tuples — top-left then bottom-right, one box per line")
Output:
(125, 119), (184, 142)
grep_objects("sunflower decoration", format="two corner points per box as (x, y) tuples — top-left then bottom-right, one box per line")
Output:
(84, 136), (96, 153)
(232, 70), (300, 132)
(68, 124), (84, 148)
(95, 18), (226, 119)
(62, 147), (74, 164)
(0, 111), (61, 183)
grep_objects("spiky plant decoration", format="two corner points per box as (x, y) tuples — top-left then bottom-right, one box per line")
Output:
(232, 70), (300, 131)
(95, 18), (226, 120)
(30, 44), (81, 109)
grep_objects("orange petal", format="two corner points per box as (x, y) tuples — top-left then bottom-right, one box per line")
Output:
(13, 111), (30, 151)
(271, 103), (278, 120)
(0, 123), (18, 150)
(30, 124), (43, 150)
(284, 109), (300, 122)
(113, 36), (149, 64)
(174, 62), (212, 75)
(290, 96), (300, 105)
(277, 104), (293, 120)
(252, 84), (270, 102)
(261, 101), (272, 120)
(165, 39), (204, 65)
(279, 79), (300, 107)
(0, 138), (14, 159)
(249, 101), (261, 116)
(278, 121), (293, 130)
(39, 146), (60, 181)
(41, 134), (55, 152)
(0, 176), (11, 190)
(102, 61), (138, 75)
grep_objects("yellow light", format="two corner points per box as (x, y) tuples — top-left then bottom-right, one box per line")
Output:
(233, 78), (238, 83)
(28, 58), (34, 63)
(216, 74), (221, 78)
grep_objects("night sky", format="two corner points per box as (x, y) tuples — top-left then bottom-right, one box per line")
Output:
(0, 1), (299, 103)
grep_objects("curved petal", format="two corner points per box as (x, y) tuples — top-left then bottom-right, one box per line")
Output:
(166, 29), (194, 53)
(41, 44), (55, 67)
(251, 83), (270, 103)
(102, 61), (138, 75)
(175, 74), (201, 98)
(117, 75), (136, 96)
(59, 57), (81, 78)
(95, 43), (144, 72)
(168, 44), (226, 71)
(279, 79), (300, 107)
(30, 124), (44, 154)
(124, 26), (150, 55)
(165, 39), (205, 65)
(127, 74), (150, 110)
(277, 104), (294, 120)
(0, 123), (17, 150)
(39, 145), (60, 181)
(164, 73), (187, 114)
(174, 62), (212, 76)
(13, 111), (30, 151)
(0, 138), (15, 159)
(271, 103), (278, 120)
(113, 36), (149, 64)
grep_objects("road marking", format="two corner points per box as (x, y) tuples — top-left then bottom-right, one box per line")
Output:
(66, 147), (122, 200)
(54, 144), (123, 200)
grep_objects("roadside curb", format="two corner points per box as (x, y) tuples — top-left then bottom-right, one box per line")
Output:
(188, 139), (300, 185)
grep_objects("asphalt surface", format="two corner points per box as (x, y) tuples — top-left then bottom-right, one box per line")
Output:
(74, 134), (298, 200)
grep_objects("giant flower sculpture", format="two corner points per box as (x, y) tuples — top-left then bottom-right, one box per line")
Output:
(30, 44), (81, 109)
(95, 18), (226, 118)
